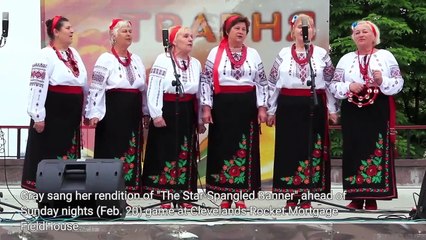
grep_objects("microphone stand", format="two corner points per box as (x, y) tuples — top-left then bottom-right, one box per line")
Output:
(142, 45), (209, 210)
(302, 41), (352, 210)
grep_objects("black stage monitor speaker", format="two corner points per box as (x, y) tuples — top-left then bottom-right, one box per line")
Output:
(414, 170), (426, 219)
(36, 159), (126, 219)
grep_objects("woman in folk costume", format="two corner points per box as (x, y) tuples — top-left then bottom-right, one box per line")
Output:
(141, 26), (204, 209)
(201, 14), (268, 209)
(85, 19), (148, 192)
(266, 14), (338, 209)
(330, 20), (403, 210)
(22, 16), (87, 190)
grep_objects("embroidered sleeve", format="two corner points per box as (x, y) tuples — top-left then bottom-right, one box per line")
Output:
(27, 52), (52, 122)
(200, 58), (214, 108)
(329, 54), (353, 100)
(267, 54), (283, 115)
(85, 55), (110, 120)
(322, 53), (335, 83)
(252, 50), (268, 108)
(379, 51), (404, 95)
(322, 52), (339, 112)
(147, 59), (167, 119)
(133, 56), (149, 115)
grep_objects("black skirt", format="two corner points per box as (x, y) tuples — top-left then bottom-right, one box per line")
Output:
(341, 94), (397, 200)
(272, 91), (330, 195)
(141, 96), (198, 200)
(93, 90), (143, 193)
(21, 90), (83, 191)
(205, 90), (261, 195)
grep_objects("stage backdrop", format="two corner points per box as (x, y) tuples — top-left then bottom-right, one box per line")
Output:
(42, 0), (330, 184)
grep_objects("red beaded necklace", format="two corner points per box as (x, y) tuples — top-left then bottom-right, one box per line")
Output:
(348, 48), (379, 108)
(291, 44), (313, 66)
(111, 47), (131, 67)
(225, 44), (247, 69)
(357, 48), (374, 82)
(172, 52), (190, 71)
(50, 43), (80, 77)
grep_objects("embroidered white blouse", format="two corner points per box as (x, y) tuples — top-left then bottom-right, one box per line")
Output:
(84, 52), (147, 121)
(329, 49), (404, 99)
(27, 47), (87, 122)
(200, 46), (268, 108)
(146, 53), (202, 120)
(267, 45), (337, 115)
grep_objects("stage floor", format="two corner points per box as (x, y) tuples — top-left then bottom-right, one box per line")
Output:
(0, 185), (425, 240)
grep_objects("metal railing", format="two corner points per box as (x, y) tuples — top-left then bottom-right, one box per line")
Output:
(0, 125), (425, 159)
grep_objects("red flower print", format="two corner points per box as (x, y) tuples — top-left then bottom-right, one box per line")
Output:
(123, 163), (129, 173)
(366, 178), (372, 184)
(212, 132), (249, 185)
(179, 151), (188, 159)
(366, 165), (378, 176)
(159, 175), (167, 185)
(312, 149), (321, 158)
(304, 168), (311, 176)
(374, 149), (382, 157)
(229, 166), (241, 177)
(219, 174), (227, 184)
(128, 147), (135, 155)
(293, 176), (302, 185)
(70, 146), (76, 153)
(237, 149), (246, 158)
(356, 175), (364, 184)
(281, 134), (324, 186)
(378, 165), (382, 171)
(129, 163), (134, 169)
(150, 136), (190, 186)
(170, 168), (180, 178)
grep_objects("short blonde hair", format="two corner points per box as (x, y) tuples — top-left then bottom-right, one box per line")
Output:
(351, 20), (381, 46)
(290, 14), (316, 40)
(109, 20), (132, 45)
(169, 26), (192, 46)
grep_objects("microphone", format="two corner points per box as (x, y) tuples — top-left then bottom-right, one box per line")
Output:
(2, 12), (9, 38)
(301, 17), (309, 45)
(162, 29), (169, 53)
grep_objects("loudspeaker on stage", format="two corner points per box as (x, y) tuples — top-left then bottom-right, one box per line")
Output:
(36, 159), (126, 219)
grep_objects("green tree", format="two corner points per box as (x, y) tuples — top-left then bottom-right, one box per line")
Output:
(330, 0), (426, 124)
(329, 0), (426, 158)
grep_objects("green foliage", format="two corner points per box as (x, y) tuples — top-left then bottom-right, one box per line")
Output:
(329, 0), (426, 159)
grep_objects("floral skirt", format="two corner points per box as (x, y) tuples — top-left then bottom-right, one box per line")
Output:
(141, 99), (198, 200)
(272, 92), (330, 195)
(94, 90), (143, 193)
(205, 91), (261, 195)
(21, 90), (83, 191)
(341, 94), (397, 200)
